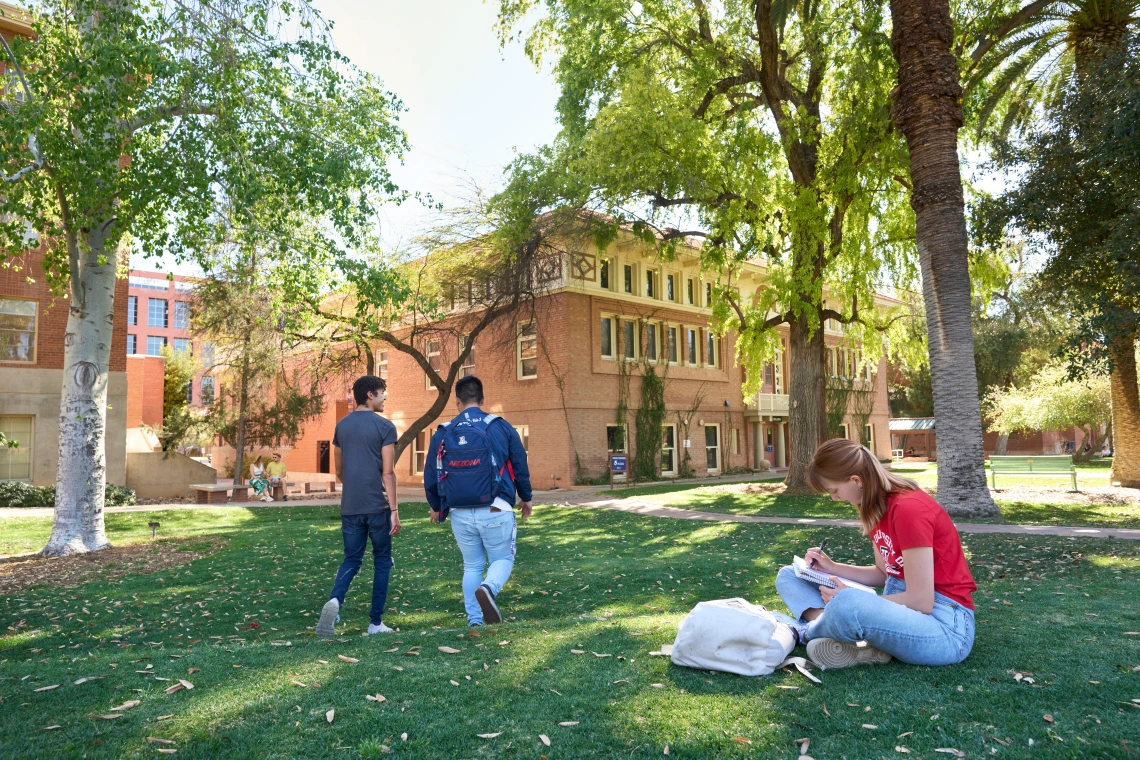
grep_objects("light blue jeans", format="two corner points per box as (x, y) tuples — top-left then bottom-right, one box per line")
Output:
(775, 566), (975, 666)
(450, 507), (517, 625)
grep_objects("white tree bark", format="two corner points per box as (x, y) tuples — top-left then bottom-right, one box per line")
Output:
(41, 226), (116, 556)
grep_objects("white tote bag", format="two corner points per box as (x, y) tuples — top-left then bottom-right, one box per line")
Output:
(669, 598), (796, 677)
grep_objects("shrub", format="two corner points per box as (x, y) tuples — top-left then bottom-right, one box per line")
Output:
(0, 482), (136, 507)
(105, 484), (137, 506)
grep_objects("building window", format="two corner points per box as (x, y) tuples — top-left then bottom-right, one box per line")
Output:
(646, 323), (658, 362)
(201, 342), (215, 367)
(667, 326), (679, 363)
(127, 334), (137, 355)
(599, 259), (610, 290)
(705, 424), (721, 472)
(774, 342), (786, 394)
(425, 340), (441, 390)
(200, 376), (215, 405)
(686, 328), (698, 365)
(661, 424), (676, 476)
(606, 423), (627, 453)
(600, 316), (614, 358)
(0, 298), (37, 363)
(377, 350), (388, 379)
(686, 278), (695, 305)
(147, 298), (168, 328)
(129, 275), (167, 290)
(863, 424), (874, 450)
(666, 274), (676, 302)
(517, 322), (538, 379)
(413, 427), (434, 475)
(146, 336), (167, 356)
(173, 338), (192, 355)
(459, 336), (475, 378)
(623, 264), (633, 294)
(705, 282), (713, 306)
(127, 295), (138, 326)
(0, 415), (33, 481)
(837, 423), (849, 440)
(706, 330), (718, 368)
(622, 319), (636, 360)
(645, 269), (656, 298)
(513, 425), (530, 452)
(173, 301), (190, 330)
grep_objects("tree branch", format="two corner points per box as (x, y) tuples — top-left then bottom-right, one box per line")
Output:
(968, 0), (1056, 67)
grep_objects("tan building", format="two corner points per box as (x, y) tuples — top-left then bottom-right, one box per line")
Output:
(276, 234), (893, 489)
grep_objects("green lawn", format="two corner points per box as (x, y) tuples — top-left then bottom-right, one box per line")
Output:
(600, 471), (1140, 529)
(2, 506), (1138, 759)
(890, 460), (1115, 490)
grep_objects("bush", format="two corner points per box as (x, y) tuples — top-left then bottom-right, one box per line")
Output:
(0, 482), (136, 508)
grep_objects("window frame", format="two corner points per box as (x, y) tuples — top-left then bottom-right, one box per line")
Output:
(600, 315), (615, 359)
(666, 273), (676, 302)
(623, 263), (634, 294)
(686, 278), (695, 305)
(413, 427), (435, 476)
(599, 258), (610, 290)
(127, 295), (138, 326)
(147, 297), (168, 328)
(0, 415), (34, 481)
(645, 268), (657, 299)
(200, 376), (215, 405)
(606, 423), (627, 454)
(704, 423), (721, 473)
(667, 325), (679, 364)
(705, 329), (718, 368)
(837, 423), (849, 440)
(146, 335), (167, 356)
(459, 335), (476, 378)
(864, 423), (874, 451)
(660, 423), (677, 476)
(621, 318), (637, 361)
(686, 327), (698, 366)
(517, 320), (538, 380)
(126, 334), (137, 355)
(172, 300), (190, 330)
(512, 424), (530, 452)
(172, 338), (192, 356)
(0, 296), (38, 365)
(425, 339), (442, 390)
(377, 349), (388, 380)
(645, 322), (658, 362)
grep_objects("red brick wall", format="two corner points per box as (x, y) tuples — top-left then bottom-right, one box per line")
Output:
(0, 248), (128, 372)
(126, 354), (165, 428)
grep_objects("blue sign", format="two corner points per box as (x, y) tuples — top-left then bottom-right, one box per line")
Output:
(610, 455), (627, 472)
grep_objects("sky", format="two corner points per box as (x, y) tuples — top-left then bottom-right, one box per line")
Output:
(147, 0), (561, 276)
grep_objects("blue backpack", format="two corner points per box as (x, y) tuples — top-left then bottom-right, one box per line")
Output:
(434, 413), (513, 519)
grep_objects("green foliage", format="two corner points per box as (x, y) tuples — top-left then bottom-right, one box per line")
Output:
(632, 364), (667, 481)
(985, 362), (1112, 437)
(0, 482), (134, 507)
(147, 344), (209, 453)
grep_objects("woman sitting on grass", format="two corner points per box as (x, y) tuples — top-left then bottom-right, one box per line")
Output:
(776, 439), (977, 669)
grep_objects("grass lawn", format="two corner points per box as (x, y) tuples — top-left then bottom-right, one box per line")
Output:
(2, 505), (1138, 759)
(601, 470), (1140, 529)
(889, 460), (1115, 491)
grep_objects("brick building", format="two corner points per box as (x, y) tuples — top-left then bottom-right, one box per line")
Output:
(278, 233), (892, 488)
(125, 269), (214, 407)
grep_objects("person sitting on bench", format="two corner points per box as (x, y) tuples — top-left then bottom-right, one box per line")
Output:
(266, 453), (288, 501)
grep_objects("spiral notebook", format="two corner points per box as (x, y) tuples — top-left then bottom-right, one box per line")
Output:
(792, 555), (878, 594)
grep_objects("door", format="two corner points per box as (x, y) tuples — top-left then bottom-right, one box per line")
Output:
(317, 441), (330, 474)
(763, 424), (776, 466)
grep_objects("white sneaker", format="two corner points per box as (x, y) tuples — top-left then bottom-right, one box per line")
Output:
(807, 638), (893, 669)
(365, 622), (393, 635)
(265, 496), (274, 502)
(316, 598), (340, 639)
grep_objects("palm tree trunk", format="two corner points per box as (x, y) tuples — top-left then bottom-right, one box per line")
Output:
(1108, 331), (1140, 487)
(888, 0), (999, 517)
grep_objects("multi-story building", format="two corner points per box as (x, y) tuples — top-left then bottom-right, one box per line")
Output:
(125, 269), (214, 407)
(279, 232), (892, 488)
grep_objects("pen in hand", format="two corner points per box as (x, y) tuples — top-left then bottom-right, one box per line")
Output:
(810, 538), (828, 569)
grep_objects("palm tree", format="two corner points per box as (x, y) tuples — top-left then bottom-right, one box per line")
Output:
(887, 0), (1000, 517)
(964, 0), (1139, 138)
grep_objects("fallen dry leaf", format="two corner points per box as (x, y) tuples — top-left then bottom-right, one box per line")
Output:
(33, 684), (60, 692)
(438, 646), (461, 654)
(318, 659), (329, 665)
(146, 737), (176, 746)
(934, 750), (966, 758)
(1043, 714), (1054, 723)
(898, 731), (914, 738)
(91, 714), (123, 720)
(895, 747), (910, 754)
(338, 655), (360, 663)
(539, 734), (551, 747)
(392, 666), (404, 672)
(593, 652), (611, 658)
(650, 683), (665, 689)
(775, 685), (799, 690)
(110, 700), (141, 712)
(292, 680), (308, 688)
(450, 680), (460, 687)
(73, 676), (104, 685)
(178, 680), (194, 690)
(164, 684), (184, 695)
(559, 721), (579, 727)
(400, 733), (408, 741)
(732, 736), (752, 745)
(570, 649), (585, 655)
(862, 724), (878, 730)
(384, 647), (399, 653)
(157, 714), (175, 721)
(477, 732), (502, 739)
(365, 694), (387, 703)
(663, 745), (670, 755)
(42, 725), (61, 731)
(326, 709), (335, 724)
(156, 750), (177, 755)
(187, 668), (200, 675)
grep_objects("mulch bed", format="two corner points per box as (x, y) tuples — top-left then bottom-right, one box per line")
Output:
(0, 536), (227, 594)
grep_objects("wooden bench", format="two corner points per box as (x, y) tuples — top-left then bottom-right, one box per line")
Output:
(190, 484), (251, 504)
(267, 480), (339, 500)
(988, 455), (1077, 490)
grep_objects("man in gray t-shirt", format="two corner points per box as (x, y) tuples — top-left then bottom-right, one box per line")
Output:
(315, 375), (401, 638)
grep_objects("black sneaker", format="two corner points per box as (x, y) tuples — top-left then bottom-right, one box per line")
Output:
(474, 584), (501, 624)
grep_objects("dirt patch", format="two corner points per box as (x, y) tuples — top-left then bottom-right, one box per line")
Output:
(0, 536), (227, 594)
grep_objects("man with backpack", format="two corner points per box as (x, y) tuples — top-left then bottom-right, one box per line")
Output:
(424, 375), (532, 626)
(315, 375), (400, 638)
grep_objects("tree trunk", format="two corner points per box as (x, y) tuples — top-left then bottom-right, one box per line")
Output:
(888, 0), (998, 517)
(785, 311), (828, 488)
(233, 342), (250, 485)
(42, 229), (117, 556)
(1108, 331), (1140, 487)
(993, 433), (1009, 456)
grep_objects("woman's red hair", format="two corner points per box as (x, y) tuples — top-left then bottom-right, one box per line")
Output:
(806, 438), (920, 534)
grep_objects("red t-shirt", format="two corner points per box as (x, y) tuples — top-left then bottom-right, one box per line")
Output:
(870, 489), (977, 609)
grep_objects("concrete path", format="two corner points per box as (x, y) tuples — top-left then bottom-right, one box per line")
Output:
(3, 477), (1137, 540)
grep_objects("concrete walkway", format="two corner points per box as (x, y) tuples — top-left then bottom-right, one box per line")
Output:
(3, 476), (1137, 540)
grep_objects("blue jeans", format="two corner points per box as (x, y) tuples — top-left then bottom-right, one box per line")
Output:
(450, 507), (517, 625)
(775, 566), (975, 666)
(330, 512), (394, 626)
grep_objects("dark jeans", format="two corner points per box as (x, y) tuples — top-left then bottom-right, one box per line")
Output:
(329, 512), (393, 626)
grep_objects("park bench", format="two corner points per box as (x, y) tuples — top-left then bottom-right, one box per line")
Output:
(988, 455), (1077, 491)
(190, 483), (250, 504)
(268, 480), (338, 500)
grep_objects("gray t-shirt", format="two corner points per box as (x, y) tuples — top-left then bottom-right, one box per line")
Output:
(332, 410), (398, 516)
